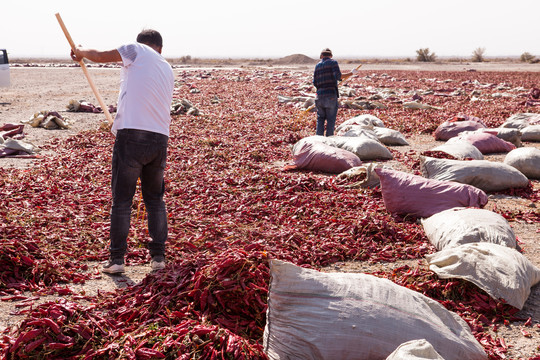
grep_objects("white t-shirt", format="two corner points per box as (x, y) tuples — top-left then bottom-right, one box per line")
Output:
(113, 43), (174, 136)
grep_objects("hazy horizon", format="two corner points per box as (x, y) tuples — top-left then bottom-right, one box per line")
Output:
(3, 1), (540, 60)
(6, 54), (526, 62)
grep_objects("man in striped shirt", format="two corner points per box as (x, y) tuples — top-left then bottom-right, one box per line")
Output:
(313, 48), (356, 136)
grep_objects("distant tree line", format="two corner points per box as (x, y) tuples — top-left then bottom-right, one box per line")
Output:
(415, 47), (537, 63)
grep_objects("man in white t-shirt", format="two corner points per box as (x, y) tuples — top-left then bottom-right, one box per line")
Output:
(71, 29), (174, 274)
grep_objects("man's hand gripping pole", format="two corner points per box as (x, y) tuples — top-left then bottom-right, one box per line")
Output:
(55, 13), (114, 126)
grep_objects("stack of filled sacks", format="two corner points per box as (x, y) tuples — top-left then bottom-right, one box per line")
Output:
(433, 114), (518, 154)
(422, 208), (540, 310)
(285, 114), (405, 174)
(270, 112), (540, 360)
(501, 112), (540, 142)
(374, 171), (540, 315)
(372, 123), (540, 313)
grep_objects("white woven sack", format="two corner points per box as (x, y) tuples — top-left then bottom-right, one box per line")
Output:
(3, 138), (36, 154)
(339, 126), (379, 140)
(332, 136), (393, 161)
(504, 147), (540, 179)
(335, 114), (385, 132)
(336, 123), (373, 132)
(501, 113), (540, 129)
(372, 127), (409, 146)
(385, 339), (444, 360)
(420, 156), (529, 192)
(263, 260), (487, 360)
(432, 140), (484, 160)
(426, 243), (540, 309)
(336, 123), (375, 134)
(421, 208), (517, 250)
(520, 125), (540, 142)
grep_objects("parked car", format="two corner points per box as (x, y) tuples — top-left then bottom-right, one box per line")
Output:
(0, 49), (10, 87)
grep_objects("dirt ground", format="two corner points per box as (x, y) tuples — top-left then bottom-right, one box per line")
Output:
(1, 61), (539, 358)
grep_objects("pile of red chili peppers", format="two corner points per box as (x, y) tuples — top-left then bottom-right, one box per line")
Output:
(1, 68), (539, 359)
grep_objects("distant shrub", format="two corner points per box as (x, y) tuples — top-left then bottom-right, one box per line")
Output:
(520, 52), (536, 63)
(472, 47), (485, 62)
(416, 48), (436, 62)
(180, 55), (192, 63)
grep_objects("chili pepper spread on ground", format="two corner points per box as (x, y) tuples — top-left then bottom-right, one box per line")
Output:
(1, 68), (539, 359)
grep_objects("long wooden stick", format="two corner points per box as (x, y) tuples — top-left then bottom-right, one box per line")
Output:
(55, 13), (114, 125)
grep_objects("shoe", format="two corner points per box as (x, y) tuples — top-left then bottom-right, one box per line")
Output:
(151, 255), (166, 271)
(102, 259), (125, 274)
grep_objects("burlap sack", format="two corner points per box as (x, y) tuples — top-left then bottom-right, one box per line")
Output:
(263, 260), (487, 360)
(426, 242), (540, 309)
(421, 207), (517, 250)
(420, 156), (529, 192)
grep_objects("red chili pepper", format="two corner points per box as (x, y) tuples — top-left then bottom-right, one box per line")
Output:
(135, 348), (166, 359)
(24, 336), (46, 353)
(11, 328), (43, 351)
(27, 318), (61, 335)
(0, 295), (28, 301)
(47, 342), (74, 349)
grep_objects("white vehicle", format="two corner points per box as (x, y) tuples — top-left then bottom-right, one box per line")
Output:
(0, 49), (10, 87)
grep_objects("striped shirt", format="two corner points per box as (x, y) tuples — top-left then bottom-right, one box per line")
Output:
(313, 57), (342, 98)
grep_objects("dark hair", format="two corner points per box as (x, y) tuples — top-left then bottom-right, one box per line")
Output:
(136, 29), (163, 48)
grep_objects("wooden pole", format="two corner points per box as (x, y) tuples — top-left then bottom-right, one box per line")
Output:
(55, 13), (114, 125)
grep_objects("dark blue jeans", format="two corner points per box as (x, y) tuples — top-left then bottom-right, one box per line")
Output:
(110, 129), (168, 261)
(315, 96), (339, 136)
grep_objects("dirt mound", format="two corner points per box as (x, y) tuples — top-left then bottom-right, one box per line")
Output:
(273, 54), (316, 65)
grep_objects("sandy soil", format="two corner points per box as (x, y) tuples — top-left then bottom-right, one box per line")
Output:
(1, 61), (539, 358)
(0, 66), (119, 169)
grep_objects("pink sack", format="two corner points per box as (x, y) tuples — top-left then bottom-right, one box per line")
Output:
(433, 121), (485, 141)
(374, 168), (488, 218)
(450, 114), (487, 127)
(285, 141), (362, 174)
(457, 132), (516, 154)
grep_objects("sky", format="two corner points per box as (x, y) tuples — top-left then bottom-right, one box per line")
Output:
(2, 0), (540, 60)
